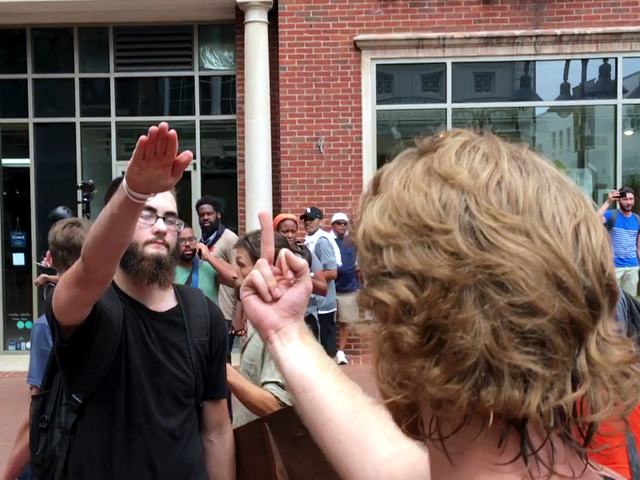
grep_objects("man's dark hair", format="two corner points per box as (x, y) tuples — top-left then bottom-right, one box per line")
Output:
(104, 176), (124, 205)
(621, 186), (635, 196)
(49, 206), (75, 225)
(48, 217), (92, 272)
(195, 196), (222, 214)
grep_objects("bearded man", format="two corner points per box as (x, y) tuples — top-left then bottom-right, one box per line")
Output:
(47, 124), (235, 479)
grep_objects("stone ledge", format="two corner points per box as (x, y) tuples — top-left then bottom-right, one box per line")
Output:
(354, 27), (640, 56)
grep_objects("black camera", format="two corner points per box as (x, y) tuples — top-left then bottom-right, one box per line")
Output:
(77, 180), (97, 219)
(619, 189), (628, 198)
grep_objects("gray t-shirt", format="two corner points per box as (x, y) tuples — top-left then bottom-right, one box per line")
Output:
(314, 237), (337, 314)
(306, 251), (323, 319)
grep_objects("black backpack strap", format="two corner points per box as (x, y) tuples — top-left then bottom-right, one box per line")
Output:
(606, 209), (618, 231)
(174, 284), (211, 412)
(54, 285), (123, 480)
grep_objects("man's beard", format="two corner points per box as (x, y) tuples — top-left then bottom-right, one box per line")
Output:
(201, 219), (220, 238)
(622, 204), (634, 212)
(180, 251), (195, 263)
(120, 238), (177, 289)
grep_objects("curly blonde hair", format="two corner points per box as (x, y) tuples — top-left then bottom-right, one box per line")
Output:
(356, 129), (640, 474)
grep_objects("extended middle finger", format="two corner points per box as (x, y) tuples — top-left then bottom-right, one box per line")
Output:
(255, 258), (282, 299)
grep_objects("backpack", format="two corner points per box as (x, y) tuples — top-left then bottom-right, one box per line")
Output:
(605, 210), (640, 233)
(30, 283), (211, 480)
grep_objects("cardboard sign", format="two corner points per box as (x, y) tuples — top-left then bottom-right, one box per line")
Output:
(234, 406), (339, 480)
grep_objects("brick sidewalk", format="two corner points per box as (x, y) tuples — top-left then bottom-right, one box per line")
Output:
(0, 366), (378, 469)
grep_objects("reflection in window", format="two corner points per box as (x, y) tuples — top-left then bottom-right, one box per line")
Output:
(116, 122), (196, 161)
(32, 28), (74, 74)
(116, 77), (195, 116)
(34, 79), (75, 117)
(451, 58), (620, 103)
(376, 64), (446, 104)
(474, 73), (493, 93)
(78, 28), (110, 73)
(81, 124), (111, 218)
(622, 105), (640, 212)
(200, 76), (236, 115)
(200, 121), (238, 232)
(624, 58), (640, 99)
(376, 110), (446, 169)
(451, 106), (616, 203)
(80, 78), (111, 117)
(199, 25), (236, 71)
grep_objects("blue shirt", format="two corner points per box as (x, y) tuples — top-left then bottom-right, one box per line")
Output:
(605, 210), (640, 268)
(335, 236), (360, 294)
(27, 314), (53, 389)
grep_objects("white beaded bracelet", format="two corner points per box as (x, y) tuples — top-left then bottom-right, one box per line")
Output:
(122, 177), (153, 204)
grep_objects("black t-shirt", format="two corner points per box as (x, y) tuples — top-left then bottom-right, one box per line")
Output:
(47, 283), (228, 479)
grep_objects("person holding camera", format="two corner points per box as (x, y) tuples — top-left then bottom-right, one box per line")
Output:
(598, 186), (640, 296)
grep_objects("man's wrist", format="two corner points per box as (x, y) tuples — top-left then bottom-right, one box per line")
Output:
(266, 322), (311, 360)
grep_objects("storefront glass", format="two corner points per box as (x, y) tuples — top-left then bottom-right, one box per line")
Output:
(375, 57), (633, 207)
(0, 24), (237, 351)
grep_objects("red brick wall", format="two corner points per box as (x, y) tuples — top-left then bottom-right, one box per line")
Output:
(237, 0), (640, 363)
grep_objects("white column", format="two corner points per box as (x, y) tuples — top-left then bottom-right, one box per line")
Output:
(237, 0), (273, 231)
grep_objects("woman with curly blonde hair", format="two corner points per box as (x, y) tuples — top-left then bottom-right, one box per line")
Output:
(239, 129), (640, 480)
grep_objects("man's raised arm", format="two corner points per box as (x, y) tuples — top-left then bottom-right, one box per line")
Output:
(52, 123), (192, 328)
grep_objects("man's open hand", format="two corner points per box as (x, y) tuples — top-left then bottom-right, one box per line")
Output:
(125, 123), (193, 195)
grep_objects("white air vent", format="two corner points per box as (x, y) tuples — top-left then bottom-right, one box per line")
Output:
(114, 26), (194, 72)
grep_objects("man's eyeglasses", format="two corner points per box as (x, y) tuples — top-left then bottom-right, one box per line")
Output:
(178, 236), (197, 245)
(139, 210), (185, 232)
(334, 221), (348, 226)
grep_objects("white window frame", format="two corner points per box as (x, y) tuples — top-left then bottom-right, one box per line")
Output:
(357, 27), (640, 189)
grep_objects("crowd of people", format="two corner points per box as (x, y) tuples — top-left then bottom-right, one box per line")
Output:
(3, 123), (640, 480)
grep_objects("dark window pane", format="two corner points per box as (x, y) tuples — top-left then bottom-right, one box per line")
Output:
(34, 79), (75, 117)
(199, 76), (236, 115)
(376, 110), (446, 169)
(452, 59), (619, 103)
(116, 122), (195, 161)
(0, 80), (28, 118)
(0, 124), (29, 159)
(115, 77), (195, 116)
(80, 78), (110, 117)
(0, 29), (27, 74)
(32, 28), (74, 73)
(200, 121), (238, 232)
(81, 123), (111, 218)
(2, 165), (33, 351)
(199, 25), (236, 71)
(34, 123), (77, 259)
(79, 28), (110, 73)
(452, 106), (615, 204)
(376, 64), (446, 105)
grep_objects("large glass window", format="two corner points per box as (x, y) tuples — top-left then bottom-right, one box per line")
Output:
(375, 58), (629, 204)
(116, 77), (196, 116)
(0, 24), (237, 351)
